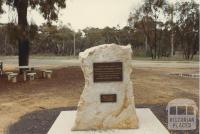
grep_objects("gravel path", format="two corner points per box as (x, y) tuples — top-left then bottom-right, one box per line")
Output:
(0, 56), (199, 68)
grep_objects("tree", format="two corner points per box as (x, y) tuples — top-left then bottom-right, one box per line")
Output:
(174, 1), (199, 60)
(2, 0), (66, 69)
(128, 0), (168, 59)
(0, 0), (3, 14)
(164, 2), (175, 57)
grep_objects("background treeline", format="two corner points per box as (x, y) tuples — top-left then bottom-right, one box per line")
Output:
(0, 0), (199, 60)
(0, 24), (139, 56)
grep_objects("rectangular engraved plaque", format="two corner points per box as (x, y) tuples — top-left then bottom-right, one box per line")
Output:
(93, 62), (123, 82)
(100, 94), (117, 103)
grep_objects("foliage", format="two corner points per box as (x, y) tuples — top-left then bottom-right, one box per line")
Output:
(174, 1), (199, 60)
(128, 0), (199, 60)
(6, 0), (66, 24)
(128, 0), (168, 59)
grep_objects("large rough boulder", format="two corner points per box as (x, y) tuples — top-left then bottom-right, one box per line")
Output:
(72, 44), (138, 130)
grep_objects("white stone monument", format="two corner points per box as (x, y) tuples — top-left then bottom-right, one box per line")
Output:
(48, 44), (170, 134)
(72, 44), (139, 130)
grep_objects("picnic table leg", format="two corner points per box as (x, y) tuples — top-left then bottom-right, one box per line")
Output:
(47, 73), (51, 79)
(13, 77), (17, 83)
(43, 71), (46, 78)
(8, 75), (11, 81)
(12, 76), (17, 83)
(23, 71), (27, 81)
(30, 75), (34, 80)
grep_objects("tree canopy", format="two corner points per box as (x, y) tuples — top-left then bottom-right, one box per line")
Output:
(128, 0), (199, 59)
(5, 0), (66, 24)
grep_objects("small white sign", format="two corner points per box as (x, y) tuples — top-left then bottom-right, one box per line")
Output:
(166, 98), (197, 130)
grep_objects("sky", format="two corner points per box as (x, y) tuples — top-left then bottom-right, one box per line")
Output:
(0, 0), (142, 31)
(0, 0), (199, 31)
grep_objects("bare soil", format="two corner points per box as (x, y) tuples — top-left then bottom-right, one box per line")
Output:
(0, 66), (199, 134)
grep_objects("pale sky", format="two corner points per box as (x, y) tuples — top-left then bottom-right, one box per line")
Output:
(0, 0), (199, 31)
(0, 0), (142, 30)
(60, 0), (143, 30)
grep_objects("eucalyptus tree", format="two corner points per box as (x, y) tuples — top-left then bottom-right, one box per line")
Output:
(174, 1), (199, 60)
(128, 0), (167, 59)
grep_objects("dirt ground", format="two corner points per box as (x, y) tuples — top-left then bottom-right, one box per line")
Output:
(0, 66), (199, 134)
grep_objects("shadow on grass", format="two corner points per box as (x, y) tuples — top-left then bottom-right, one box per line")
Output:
(7, 104), (198, 134)
(7, 106), (77, 134)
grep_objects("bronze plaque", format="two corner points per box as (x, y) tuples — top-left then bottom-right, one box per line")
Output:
(100, 94), (117, 103)
(93, 62), (123, 82)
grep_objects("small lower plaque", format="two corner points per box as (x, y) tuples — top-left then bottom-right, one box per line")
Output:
(100, 94), (117, 103)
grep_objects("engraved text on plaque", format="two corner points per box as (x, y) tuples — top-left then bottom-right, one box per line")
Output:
(93, 62), (123, 82)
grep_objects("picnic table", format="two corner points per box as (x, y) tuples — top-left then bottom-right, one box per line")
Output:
(17, 65), (41, 71)
(18, 66), (37, 70)
(14, 65), (53, 81)
(16, 66), (39, 81)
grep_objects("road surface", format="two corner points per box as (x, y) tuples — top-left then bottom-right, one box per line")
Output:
(0, 56), (199, 68)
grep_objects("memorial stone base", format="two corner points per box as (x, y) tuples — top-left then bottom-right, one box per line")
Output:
(48, 108), (170, 134)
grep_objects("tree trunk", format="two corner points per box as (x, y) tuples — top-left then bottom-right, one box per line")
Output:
(145, 35), (148, 56)
(170, 5), (174, 57)
(4, 33), (7, 55)
(171, 31), (174, 57)
(154, 9), (157, 59)
(149, 45), (154, 59)
(16, 0), (29, 72)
